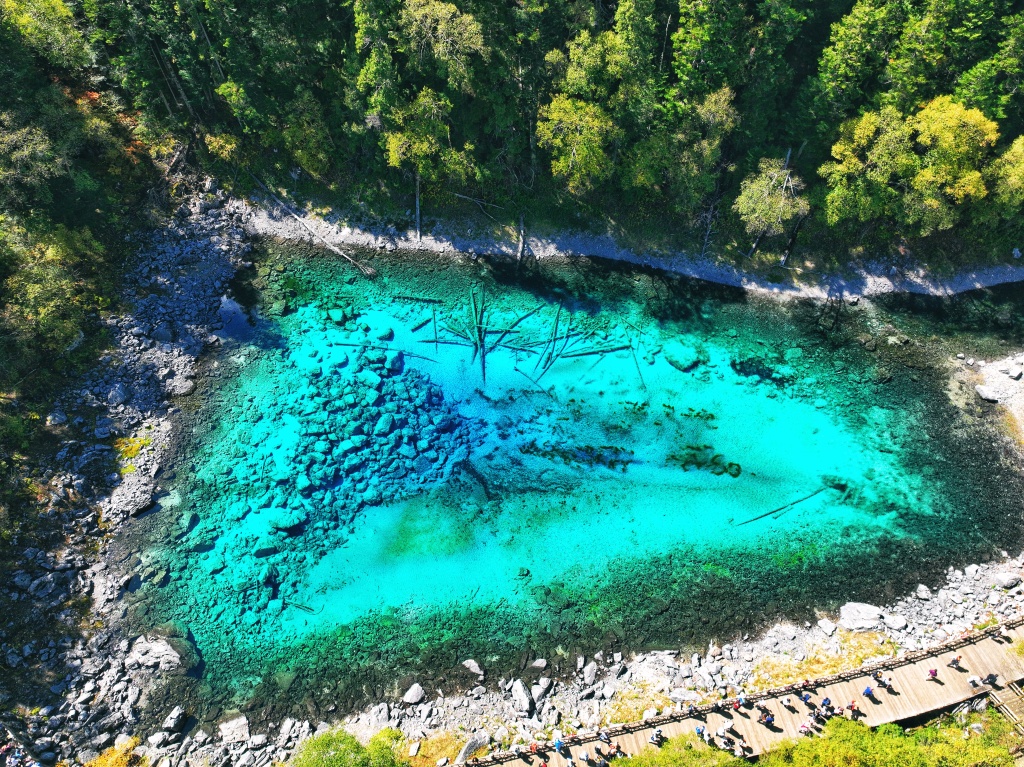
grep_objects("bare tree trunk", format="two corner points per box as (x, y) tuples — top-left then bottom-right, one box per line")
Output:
(780, 215), (807, 267)
(746, 230), (764, 259)
(516, 212), (526, 267)
(698, 204), (717, 259)
(415, 172), (421, 241)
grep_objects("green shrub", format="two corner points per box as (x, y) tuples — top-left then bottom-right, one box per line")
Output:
(291, 728), (408, 767)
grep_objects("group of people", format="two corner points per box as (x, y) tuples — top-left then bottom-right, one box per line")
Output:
(0, 734), (40, 767)
(522, 651), (1003, 765)
(535, 733), (626, 767)
(694, 722), (748, 758)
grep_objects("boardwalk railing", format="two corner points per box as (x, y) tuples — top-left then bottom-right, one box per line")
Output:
(475, 615), (1024, 765)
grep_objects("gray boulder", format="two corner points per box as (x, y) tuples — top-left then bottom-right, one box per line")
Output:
(817, 618), (837, 636)
(975, 385), (999, 402)
(403, 683), (426, 705)
(510, 679), (532, 713)
(162, 706), (187, 732)
(455, 732), (489, 764)
(219, 716), (250, 743)
(994, 572), (1021, 590)
(838, 602), (882, 631)
(883, 614), (908, 631)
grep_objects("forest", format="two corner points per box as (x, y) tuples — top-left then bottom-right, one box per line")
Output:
(2, 0), (1024, 469)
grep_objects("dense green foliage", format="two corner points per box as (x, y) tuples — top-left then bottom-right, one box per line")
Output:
(626, 715), (1017, 767)
(53, 0), (1023, 260)
(0, 0), (152, 543)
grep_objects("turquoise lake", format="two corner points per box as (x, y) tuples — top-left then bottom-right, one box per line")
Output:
(129, 243), (1024, 719)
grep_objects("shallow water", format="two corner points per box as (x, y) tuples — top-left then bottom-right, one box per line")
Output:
(131, 245), (1024, 717)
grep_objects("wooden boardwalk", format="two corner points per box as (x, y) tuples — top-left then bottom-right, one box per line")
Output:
(482, 621), (1024, 763)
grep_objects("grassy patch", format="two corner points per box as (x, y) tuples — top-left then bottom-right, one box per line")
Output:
(602, 682), (673, 726)
(746, 630), (897, 692)
(84, 737), (144, 767)
(113, 436), (151, 462)
(406, 731), (464, 767)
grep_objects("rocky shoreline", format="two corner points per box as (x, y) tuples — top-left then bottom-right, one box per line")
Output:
(3, 187), (1024, 767)
(241, 194), (1024, 302)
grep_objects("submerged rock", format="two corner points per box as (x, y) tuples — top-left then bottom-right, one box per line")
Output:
(663, 341), (708, 373)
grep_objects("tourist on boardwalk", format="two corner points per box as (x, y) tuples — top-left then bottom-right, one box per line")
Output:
(553, 739), (564, 753)
(647, 730), (663, 747)
(863, 685), (876, 700)
(968, 674), (983, 687)
(927, 668), (939, 682)
(598, 731), (610, 745)
(884, 675), (895, 690)
(821, 697), (831, 708)
(948, 655), (963, 669)
(780, 695), (792, 710)
(800, 692), (813, 706)
(580, 750), (590, 763)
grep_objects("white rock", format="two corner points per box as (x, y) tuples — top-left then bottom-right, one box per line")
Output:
(838, 602), (882, 631)
(461, 659), (484, 676)
(994, 572), (1021, 589)
(817, 618), (837, 636)
(403, 683), (426, 705)
(455, 732), (490, 764)
(409, 743), (421, 757)
(966, 564), (981, 578)
(219, 716), (250, 743)
(531, 677), (553, 704)
(511, 679), (532, 712)
(582, 661), (598, 686)
(975, 385), (999, 402)
(883, 614), (908, 631)
(126, 637), (181, 672)
(915, 584), (932, 600)
(531, 658), (548, 669)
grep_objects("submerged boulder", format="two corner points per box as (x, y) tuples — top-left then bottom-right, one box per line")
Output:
(663, 341), (708, 373)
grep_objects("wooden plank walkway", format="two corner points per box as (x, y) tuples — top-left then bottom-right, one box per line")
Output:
(479, 620), (1024, 763)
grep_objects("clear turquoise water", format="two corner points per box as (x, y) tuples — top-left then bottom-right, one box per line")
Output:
(131, 245), (1024, 718)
